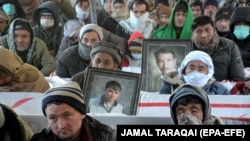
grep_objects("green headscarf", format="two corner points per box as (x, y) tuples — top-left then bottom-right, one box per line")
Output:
(151, 0), (194, 39)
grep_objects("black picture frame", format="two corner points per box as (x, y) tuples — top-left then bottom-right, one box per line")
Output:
(83, 67), (142, 115)
(141, 39), (192, 92)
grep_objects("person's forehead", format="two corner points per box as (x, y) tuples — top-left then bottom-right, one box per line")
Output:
(133, 3), (146, 10)
(194, 24), (213, 30)
(187, 60), (207, 67)
(158, 52), (174, 57)
(14, 29), (30, 34)
(94, 52), (113, 59)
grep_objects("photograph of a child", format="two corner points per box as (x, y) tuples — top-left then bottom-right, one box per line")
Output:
(84, 68), (141, 115)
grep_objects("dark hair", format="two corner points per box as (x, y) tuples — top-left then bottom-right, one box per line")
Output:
(132, 0), (149, 11)
(175, 1), (187, 13)
(190, 0), (203, 12)
(191, 15), (214, 31)
(75, 0), (89, 5)
(154, 47), (176, 62)
(173, 95), (204, 115)
(106, 80), (121, 91)
(113, 0), (125, 5)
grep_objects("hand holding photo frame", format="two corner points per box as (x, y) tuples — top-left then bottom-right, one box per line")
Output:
(83, 67), (141, 115)
(141, 39), (192, 92)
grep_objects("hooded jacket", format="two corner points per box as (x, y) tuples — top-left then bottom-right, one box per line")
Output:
(0, 46), (49, 92)
(169, 84), (224, 125)
(32, 1), (64, 57)
(151, 0), (193, 39)
(0, 103), (33, 141)
(0, 18), (56, 76)
(224, 7), (250, 67)
(0, 0), (26, 22)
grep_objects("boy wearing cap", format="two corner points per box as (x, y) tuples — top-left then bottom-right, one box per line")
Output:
(30, 81), (116, 141)
(159, 50), (230, 95)
(215, 6), (233, 37)
(169, 84), (224, 125)
(0, 18), (56, 77)
(71, 41), (122, 90)
(122, 31), (144, 67)
(203, 0), (219, 22)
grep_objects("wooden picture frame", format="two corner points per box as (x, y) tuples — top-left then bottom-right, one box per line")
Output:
(83, 67), (142, 115)
(141, 39), (192, 92)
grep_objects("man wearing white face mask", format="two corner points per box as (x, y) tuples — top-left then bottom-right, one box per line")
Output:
(224, 7), (250, 67)
(116, 0), (155, 39)
(32, 1), (64, 58)
(159, 50), (230, 95)
(75, 0), (91, 25)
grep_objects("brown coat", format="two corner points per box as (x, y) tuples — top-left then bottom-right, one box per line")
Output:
(0, 46), (49, 92)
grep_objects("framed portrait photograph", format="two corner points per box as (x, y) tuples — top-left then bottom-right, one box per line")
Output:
(141, 39), (192, 92)
(83, 67), (142, 115)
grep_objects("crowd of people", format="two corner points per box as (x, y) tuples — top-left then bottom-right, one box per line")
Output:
(0, 0), (250, 140)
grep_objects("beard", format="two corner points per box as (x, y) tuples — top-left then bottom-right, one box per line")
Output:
(16, 46), (28, 51)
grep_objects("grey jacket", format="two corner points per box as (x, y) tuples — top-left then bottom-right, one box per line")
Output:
(0, 18), (56, 76)
(193, 37), (245, 81)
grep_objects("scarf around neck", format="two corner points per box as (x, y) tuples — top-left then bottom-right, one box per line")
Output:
(193, 32), (220, 56)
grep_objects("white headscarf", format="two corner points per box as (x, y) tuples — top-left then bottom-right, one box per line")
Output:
(178, 50), (214, 79)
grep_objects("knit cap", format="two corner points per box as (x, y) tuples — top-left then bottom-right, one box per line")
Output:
(79, 24), (104, 41)
(90, 41), (122, 64)
(215, 6), (234, 22)
(128, 31), (144, 46)
(63, 19), (82, 38)
(42, 81), (86, 116)
(156, 4), (172, 17)
(203, 0), (219, 9)
(129, 38), (142, 52)
(14, 19), (32, 34)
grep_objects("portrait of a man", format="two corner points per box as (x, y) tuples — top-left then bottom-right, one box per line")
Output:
(141, 39), (191, 92)
(150, 47), (177, 92)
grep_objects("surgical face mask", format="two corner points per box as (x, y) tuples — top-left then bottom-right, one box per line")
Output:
(2, 3), (16, 15)
(233, 25), (250, 40)
(40, 19), (54, 28)
(183, 71), (210, 88)
(131, 53), (142, 60)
